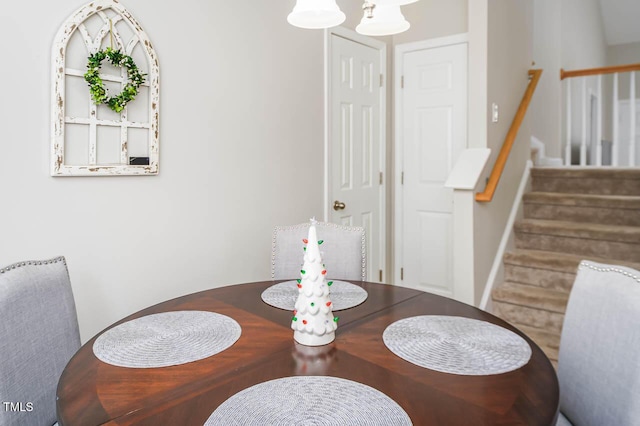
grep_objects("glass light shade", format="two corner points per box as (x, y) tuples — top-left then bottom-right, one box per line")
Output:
(287, 0), (346, 29)
(374, 0), (419, 5)
(356, 4), (410, 36)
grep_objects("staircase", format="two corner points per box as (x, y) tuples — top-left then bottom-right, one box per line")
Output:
(491, 168), (640, 367)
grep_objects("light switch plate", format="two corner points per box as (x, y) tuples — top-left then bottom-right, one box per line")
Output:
(492, 103), (499, 123)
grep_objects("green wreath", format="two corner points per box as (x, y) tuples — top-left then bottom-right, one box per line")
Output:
(84, 47), (146, 113)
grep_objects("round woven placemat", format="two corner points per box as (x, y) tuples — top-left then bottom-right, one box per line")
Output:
(93, 310), (241, 368)
(204, 376), (412, 425)
(383, 316), (531, 375)
(261, 280), (368, 311)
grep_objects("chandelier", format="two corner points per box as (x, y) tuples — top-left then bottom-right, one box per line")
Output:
(287, 0), (419, 36)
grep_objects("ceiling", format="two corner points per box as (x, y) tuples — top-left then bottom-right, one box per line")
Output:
(599, 0), (640, 46)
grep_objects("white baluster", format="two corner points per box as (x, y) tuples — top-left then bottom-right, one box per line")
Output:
(630, 72), (636, 166)
(597, 74), (602, 166)
(566, 79), (572, 165)
(581, 77), (587, 165)
(613, 73), (619, 166)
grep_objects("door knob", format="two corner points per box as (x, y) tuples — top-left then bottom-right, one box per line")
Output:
(333, 200), (346, 211)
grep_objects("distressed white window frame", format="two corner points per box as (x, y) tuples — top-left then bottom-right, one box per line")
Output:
(51, 0), (159, 176)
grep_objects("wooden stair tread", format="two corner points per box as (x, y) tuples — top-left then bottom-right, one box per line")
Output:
(493, 282), (569, 313)
(513, 323), (561, 361)
(514, 324), (560, 349)
(513, 324), (560, 361)
(514, 218), (640, 243)
(531, 167), (640, 180)
(524, 191), (640, 208)
(491, 167), (640, 368)
(523, 192), (640, 227)
(503, 249), (640, 273)
(493, 299), (565, 334)
(531, 167), (640, 195)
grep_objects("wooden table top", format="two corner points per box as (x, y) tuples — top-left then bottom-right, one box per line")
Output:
(56, 281), (559, 425)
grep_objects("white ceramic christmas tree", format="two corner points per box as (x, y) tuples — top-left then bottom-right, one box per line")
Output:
(291, 219), (338, 346)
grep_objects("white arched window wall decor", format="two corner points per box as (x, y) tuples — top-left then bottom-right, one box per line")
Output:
(51, 0), (159, 176)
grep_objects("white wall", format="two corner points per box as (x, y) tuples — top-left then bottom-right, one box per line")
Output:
(393, 0), (468, 45)
(563, 0), (608, 163)
(607, 42), (640, 99)
(561, 0), (608, 70)
(0, 0), (330, 341)
(468, 0), (488, 152)
(0, 0), (511, 339)
(473, 0), (533, 304)
(531, 0), (562, 157)
(608, 42), (640, 66)
(530, 0), (608, 161)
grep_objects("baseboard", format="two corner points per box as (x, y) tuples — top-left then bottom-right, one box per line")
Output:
(479, 160), (532, 311)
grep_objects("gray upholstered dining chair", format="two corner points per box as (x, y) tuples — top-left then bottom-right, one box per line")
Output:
(0, 256), (81, 426)
(272, 221), (366, 281)
(555, 260), (640, 426)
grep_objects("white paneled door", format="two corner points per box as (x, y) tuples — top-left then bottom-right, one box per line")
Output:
(329, 32), (385, 282)
(396, 40), (467, 297)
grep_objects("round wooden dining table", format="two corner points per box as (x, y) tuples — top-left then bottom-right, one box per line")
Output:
(56, 281), (559, 425)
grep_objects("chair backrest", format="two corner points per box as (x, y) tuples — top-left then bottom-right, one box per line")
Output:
(0, 257), (81, 426)
(557, 260), (640, 426)
(272, 222), (366, 281)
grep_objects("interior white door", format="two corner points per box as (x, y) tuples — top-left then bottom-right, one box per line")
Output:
(329, 34), (384, 282)
(397, 42), (467, 297)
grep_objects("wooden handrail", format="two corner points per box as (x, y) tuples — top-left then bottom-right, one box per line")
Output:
(476, 69), (542, 203)
(561, 63), (640, 80)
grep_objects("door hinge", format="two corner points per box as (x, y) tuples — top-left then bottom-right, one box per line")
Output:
(379, 269), (383, 282)
(379, 171), (383, 185)
(401, 76), (404, 89)
(401, 171), (404, 185)
(401, 268), (404, 280)
(380, 74), (384, 87)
